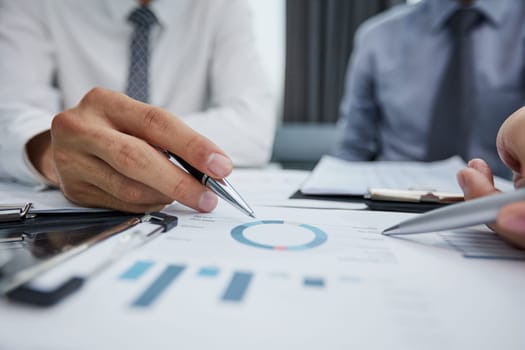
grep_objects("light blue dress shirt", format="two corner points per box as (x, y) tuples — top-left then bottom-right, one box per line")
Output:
(334, 0), (525, 178)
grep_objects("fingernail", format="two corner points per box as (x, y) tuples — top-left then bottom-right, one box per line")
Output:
(198, 191), (218, 212)
(207, 153), (232, 178)
(468, 158), (489, 174)
(500, 215), (525, 233)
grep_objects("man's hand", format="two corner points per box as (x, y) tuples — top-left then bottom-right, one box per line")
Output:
(457, 106), (525, 249)
(27, 87), (233, 213)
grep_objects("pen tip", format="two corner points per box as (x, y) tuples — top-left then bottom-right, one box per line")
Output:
(382, 225), (399, 235)
(249, 212), (256, 219)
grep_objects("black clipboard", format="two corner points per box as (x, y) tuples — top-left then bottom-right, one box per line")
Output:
(0, 203), (177, 306)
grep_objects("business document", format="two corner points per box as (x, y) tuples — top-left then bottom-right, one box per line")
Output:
(301, 155), (514, 195)
(1, 193), (524, 350)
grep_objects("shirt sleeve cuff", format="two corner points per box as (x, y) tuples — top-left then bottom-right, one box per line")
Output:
(0, 109), (54, 186)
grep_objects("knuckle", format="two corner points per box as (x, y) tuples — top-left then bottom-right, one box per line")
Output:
(184, 134), (209, 162)
(89, 126), (108, 146)
(115, 142), (147, 171)
(51, 110), (78, 134)
(141, 107), (169, 133)
(81, 87), (106, 106)
(119, 184), (145, 204)
(169, 177), (191, 201)
(60, 182), (89, 206)
(52, 148), (69, 167)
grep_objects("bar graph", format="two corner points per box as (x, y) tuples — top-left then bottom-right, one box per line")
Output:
(197, 266), (220, 277)
(132, 265), (185, 308)
(118, 261), (359, 309)
(120, 261), (154, 280)
(221, 272), (253, 302)
(440, 231), (525, 260)
(303, 277), (325, 288)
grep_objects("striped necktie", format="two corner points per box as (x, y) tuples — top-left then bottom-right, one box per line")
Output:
(125, 6), (158, 103)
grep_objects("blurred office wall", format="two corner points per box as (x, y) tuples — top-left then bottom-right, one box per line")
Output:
(283, 0), (403, 124)
(249, 0), (411, 167)
(249, 0), (286, 119)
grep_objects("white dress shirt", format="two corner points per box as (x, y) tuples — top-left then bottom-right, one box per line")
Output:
(0, 0), (276, 184)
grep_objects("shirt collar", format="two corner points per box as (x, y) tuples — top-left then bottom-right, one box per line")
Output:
(106, 0), (178, 29)
(428, 0), (511, 31)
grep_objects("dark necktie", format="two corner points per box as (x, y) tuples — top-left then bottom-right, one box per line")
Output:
(425, 7), (484, 161)
(125, 6), (158, 103)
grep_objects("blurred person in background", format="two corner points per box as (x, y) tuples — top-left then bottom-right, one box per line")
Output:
(335, 0), (524, 179)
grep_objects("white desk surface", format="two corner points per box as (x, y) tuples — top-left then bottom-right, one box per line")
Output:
(0, 168), (524, 350)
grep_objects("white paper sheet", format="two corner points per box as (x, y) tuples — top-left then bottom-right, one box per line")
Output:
(226, 168), (365, 209)
(0, 181), (79, 210)
(301, 155), (514, 195)
(1, 201), (524, 350)
(0, 169), (365, 212)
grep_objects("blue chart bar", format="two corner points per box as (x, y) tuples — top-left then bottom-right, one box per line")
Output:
(120, 261), (154, 280)
(132, 265), (185, 308)
(441, 232), (525, 260)
(222, 271), (253, 302)
(198, 266), (220, 277)
(303, 277), (325, 288)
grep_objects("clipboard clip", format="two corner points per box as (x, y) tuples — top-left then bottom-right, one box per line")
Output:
(364, 188), (464, 213)
(0, 203), (33, 222)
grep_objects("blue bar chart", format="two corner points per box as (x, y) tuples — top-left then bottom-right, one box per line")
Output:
(303, 277), (325, 288)
(440, 231), (525, 260)
(132, 265), (185, 308)
(118, 260), (342, 309)
(120, 261), (154, 280)
(197, 266), (220, 277)
(221, 272), (253, 302)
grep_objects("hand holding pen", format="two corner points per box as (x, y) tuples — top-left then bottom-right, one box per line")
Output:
(384, 108), (525, 250)
(45, 89), (235, 214)
(458, 108), (525, 249)
(456, 158), (525, 249)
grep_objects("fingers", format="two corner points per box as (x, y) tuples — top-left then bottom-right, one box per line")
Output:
(51, 88), (223, 213)
(498, 202), (525, 233)
(62, 182), (167, 214)
(78, 88), (233, 179)
(457, 162), (499, 201)
(67, 153), (173, 206)
(512, 172), (525, 189)
(458, 159), (525, 249)
(466, 158), (494, 186)
(52, 146), (173, 212)
(79, 127), (218, 212)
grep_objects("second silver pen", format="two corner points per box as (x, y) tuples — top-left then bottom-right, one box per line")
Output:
(383, 188), (525, 235)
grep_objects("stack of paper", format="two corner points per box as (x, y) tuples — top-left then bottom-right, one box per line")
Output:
(301, 155), (513, 196)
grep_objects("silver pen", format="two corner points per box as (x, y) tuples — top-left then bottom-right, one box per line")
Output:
(167, 151), (255, 218)
(382, 188), (525, 235)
